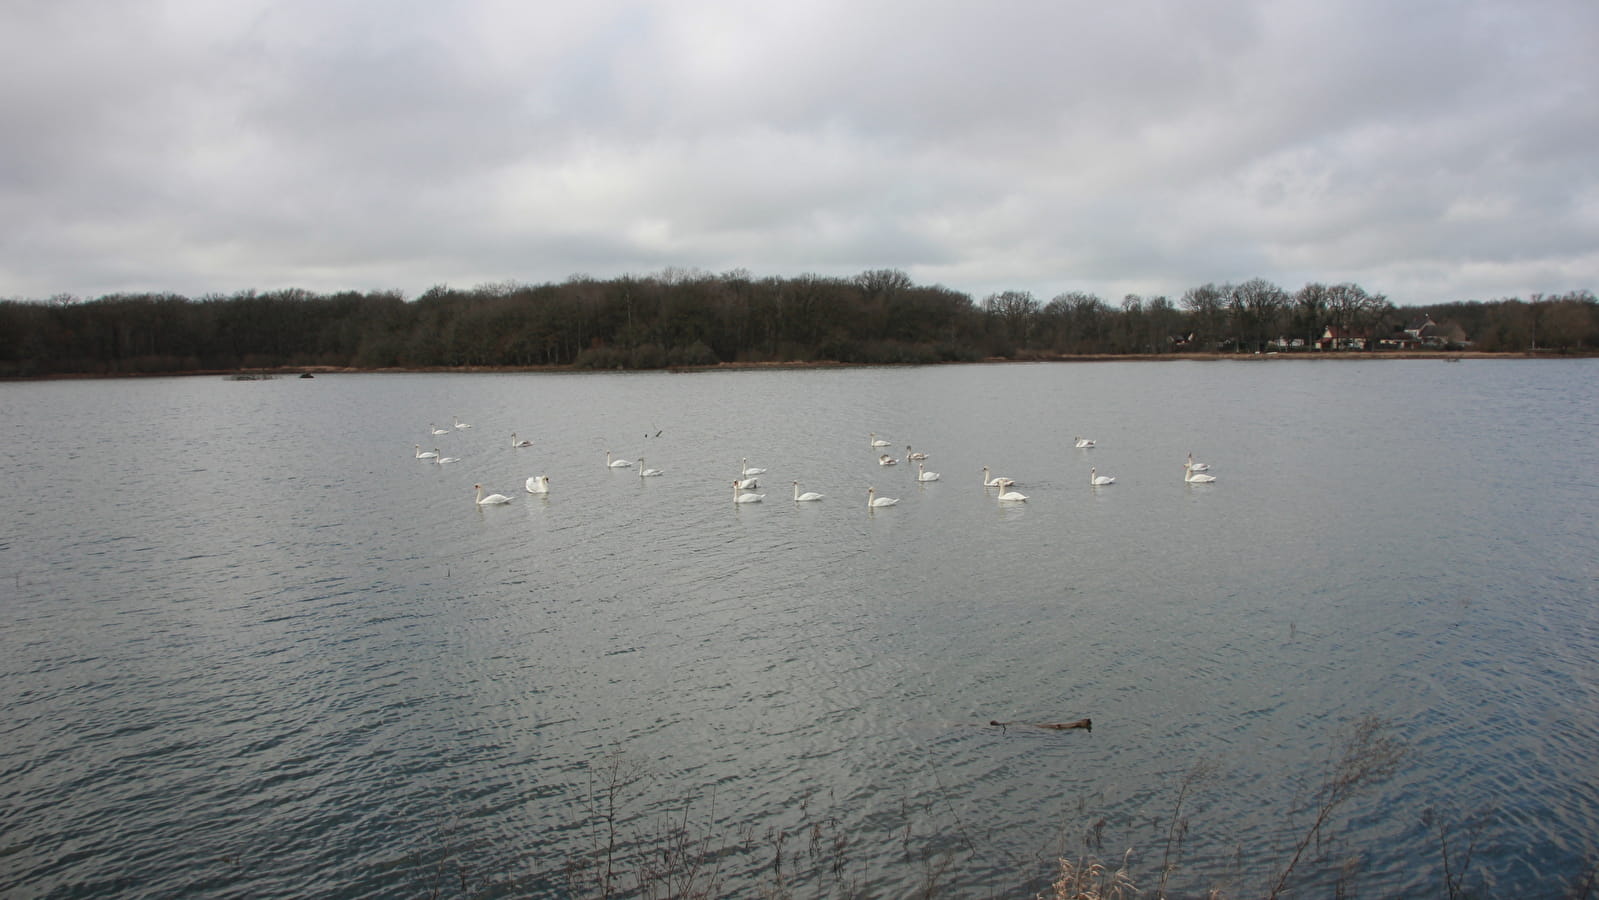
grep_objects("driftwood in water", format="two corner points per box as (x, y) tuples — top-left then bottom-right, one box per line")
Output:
(990, 718), (1092, 732)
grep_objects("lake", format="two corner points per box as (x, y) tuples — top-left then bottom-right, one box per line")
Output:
(2, 360), (1596, 898)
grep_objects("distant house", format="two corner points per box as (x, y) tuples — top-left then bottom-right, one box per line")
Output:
(1378, 326), (1421, 350)
(1317, 325), (1368, 350)
(1394, 315), (1468, 348)
(1416, 320), (1462, 347)
(1404, 315), (1436, 339)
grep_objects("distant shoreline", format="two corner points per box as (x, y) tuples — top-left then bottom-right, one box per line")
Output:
(6, 350), (1592, 381)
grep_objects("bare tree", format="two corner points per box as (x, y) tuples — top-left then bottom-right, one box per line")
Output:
(984, 290), (1040, 350)
(1293, 283), (1332, 348)
(1180, 283), (1228, 350)
(1229, 277), (1290, 351)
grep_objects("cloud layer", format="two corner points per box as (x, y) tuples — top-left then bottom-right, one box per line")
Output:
(3, 0), (1594, 305)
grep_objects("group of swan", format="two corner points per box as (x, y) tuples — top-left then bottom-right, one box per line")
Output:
(419, 416), (535, 468)
(425, 415), (545, 502)
(981, 466), (1013, 488)
(731, 459), (766, 491)
(1067, 439), (1217, 485)
(979, 466), (1027, 500)
(464, 421), (1214, 513)
(733, 469), (825, 504)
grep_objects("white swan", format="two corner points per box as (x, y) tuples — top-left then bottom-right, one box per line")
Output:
(512, 433), (533, 448)
(906, 446), (929, 461)
(870, 432), (891, 447)
(1090, 467), (1115, 486)
(414, 444), (438, 459)
(526, 475), (551, 493)
(982, 466), (1015, 488)
(878, 454), (898, 466)
(638, 459), (663, 477)
(736, 476), (759, 490)
(997, 485), (1029, 501)
(1186, 453), (1210, 472)
(792, 481), (825, 502)
(741, 458), (767, 476)
(1075, 437), (1096, 448)
(916, 462), (940, 482)
(453, 416), (472, 430)
(474, 483), (511, 505)
(430, 423), (449, 435)
(435, 449), (460, 464)
(733, 481), (765, 503)
(867, 487), (899, 508)
(606, 450), (632, 468)
(1184, 462), (1217, 483)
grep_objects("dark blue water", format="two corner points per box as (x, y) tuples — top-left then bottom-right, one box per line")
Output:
(2, 360), (1596, 897)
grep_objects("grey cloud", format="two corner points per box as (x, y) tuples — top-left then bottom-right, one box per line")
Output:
(1, 0), (1594, 305)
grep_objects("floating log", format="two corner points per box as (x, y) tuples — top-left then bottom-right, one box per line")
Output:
(990, 718), (1092, 732)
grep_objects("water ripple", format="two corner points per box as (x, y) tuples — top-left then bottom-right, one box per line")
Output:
(2, 364), (1596, 897)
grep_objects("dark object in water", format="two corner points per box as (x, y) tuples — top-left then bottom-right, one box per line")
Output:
(991, 718), (1092, 732)
(300, 372), (315, 378)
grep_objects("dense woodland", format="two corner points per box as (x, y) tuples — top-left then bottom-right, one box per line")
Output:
(2, 269), (1595, 377)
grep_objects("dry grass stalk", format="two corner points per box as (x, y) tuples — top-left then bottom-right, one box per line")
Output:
(1041, 850), (1139, 900)
(1266, 714), (1408, 899)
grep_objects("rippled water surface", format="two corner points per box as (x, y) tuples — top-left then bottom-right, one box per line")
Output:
(3, 361), (1597, 897)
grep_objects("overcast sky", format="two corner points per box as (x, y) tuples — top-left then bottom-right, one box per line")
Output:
(3, 0), (1594, 307)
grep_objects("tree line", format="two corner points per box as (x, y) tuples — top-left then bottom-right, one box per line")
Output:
(2, 270), (1594, 377)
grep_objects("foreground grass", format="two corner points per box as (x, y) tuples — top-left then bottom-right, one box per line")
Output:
(418, 715), (1596, 899)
